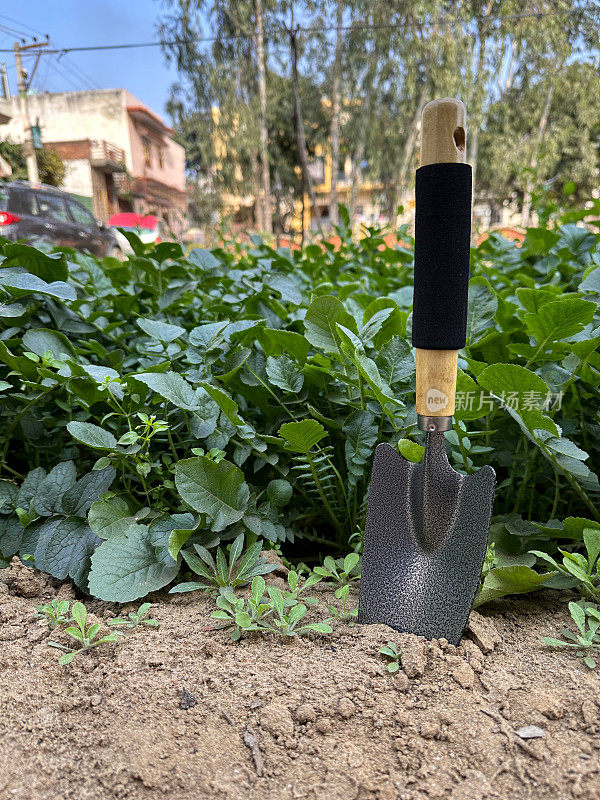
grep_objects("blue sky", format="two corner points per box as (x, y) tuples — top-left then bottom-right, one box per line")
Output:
(0, 3), (180, 120)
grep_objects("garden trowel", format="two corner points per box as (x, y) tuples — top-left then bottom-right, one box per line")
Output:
(358, 98), (495, 646)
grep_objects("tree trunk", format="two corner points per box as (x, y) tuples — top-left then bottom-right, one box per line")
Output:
(329, 0), (343, 228)
(255, 0), (272, 233)
(522, 83), (554, 227)
(349, 52), (377, 223)
(393, 83), (428, 224)
(349, 136), (365, 223)
(290, 29), (323, 237)
(469, 0), (494, 196)
(252, 153), (263, 230)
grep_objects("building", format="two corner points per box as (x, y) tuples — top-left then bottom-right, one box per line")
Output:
(300, 146), (390, 233)
(2, 89), (186, 230)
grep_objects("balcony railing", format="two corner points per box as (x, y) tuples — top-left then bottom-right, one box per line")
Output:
(90, 140), (126, 172)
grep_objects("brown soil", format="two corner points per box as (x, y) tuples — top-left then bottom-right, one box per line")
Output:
(1, 559), (599, 800)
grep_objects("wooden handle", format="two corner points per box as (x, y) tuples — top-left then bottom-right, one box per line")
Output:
(416, 98), (467, 419)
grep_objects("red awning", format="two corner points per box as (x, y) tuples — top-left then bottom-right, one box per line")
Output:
(108, 213), (158, 229)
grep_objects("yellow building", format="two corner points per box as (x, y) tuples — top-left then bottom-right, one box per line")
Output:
(300, 144), (386, 234)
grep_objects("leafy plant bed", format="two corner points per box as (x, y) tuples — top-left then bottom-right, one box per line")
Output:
(0, 216), (599, 612)
(1, 561), (599, 800)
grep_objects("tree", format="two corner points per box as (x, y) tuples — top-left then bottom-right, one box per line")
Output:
(0, 141), (65, 186)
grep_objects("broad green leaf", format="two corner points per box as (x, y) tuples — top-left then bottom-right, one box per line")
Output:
(279, 419), (326, 453)
(175, 456), (249, 531)
(478, 363), (558, 436)
(33, 461), (77, 516)
(474, 565), (554, 607)
(304, 295), (357, 354)
(137, 317), (185, 342)
(266, 355), (304, 392)
(377, 336), (414, 386)
(134, 372), (199, 411)
(545, 437), (588, 461)
(22, 329), (76, 360)
(33, 515), (100, 590)
(200, 382), (244, 426)
(0, 515), (24, 558)
(188, 248), (220, 269)
(343, 410), (378, 490)
(2, 243), (69, 282)
(88, 496), (135, 539)
(267, 479), (293, 507)
(259, 328), (310, 364)
(88, 525), (179, 601)
(556, 223), (595, 258)
(524, 298), (595, 351)
(466, 277), (497, 342)
(580, 267), (600, 294)
(167, 528), (195, 561)
(61, 467), (116, 516)
(0, 302), (25, 317)
(397, 439), (424, 463)
(67, 421), (117, 450)
(0, 270), (76, 301)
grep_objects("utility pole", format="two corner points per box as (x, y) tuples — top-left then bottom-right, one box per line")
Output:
(14, 38), (49, 184)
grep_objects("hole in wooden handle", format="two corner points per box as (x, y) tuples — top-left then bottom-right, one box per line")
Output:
(453, 126), (465, 152)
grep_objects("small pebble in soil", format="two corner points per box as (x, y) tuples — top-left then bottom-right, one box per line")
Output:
(315, 717), (332, 734)
(452, 662), (475, 689)
(515, 725), (545, 739)
(581, 700), (598, 726)
(295, 704), (316, 724)
(420, 721), (441, 740)
(400, 638), (427, 678)
(337, 698), (356, 719)
(179, 688), (197, 710)
(466, 611), (502, 653)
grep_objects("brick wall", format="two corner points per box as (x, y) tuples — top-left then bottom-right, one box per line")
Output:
(44, 140), (91, 160)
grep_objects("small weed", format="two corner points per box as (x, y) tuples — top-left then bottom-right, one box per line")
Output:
(170, 533), (277, 594)
(108, 602), (158, 630)
(48, 602), (121, 665)
(541, 600), (600, 669)
(212, 578), (274, 640)
(313, 553), (360, 589)
(35, 599), (72, 630)
(211, 573), (332, 640)
(328, 584), (358, 625)
(379, 642), (402, 673)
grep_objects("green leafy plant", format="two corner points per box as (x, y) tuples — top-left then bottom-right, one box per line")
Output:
(170, 533), (277, 594)
(212, 578), (275, 640)
(48, 601), (120, 664)
(379, 642), (402, 673)
(541, 600), (600, 669)
(328, 583), (358, 625)
(34, 598), (72, 630)
(531, 527), (600, 603)
(108, 602), (158, 630)
(0, 212), (599, 607)
(211, 574), (331, 639)
(313, 553), (361, 589)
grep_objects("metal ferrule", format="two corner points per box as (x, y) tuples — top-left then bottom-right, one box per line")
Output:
(417, 414), (453, 433)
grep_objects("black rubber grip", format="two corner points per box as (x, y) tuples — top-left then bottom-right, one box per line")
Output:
(411, 162), (472, 350)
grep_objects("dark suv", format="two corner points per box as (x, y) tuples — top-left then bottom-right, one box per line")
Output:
(0, 181), (122, 257)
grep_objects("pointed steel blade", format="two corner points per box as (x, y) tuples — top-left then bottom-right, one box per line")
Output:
(358, 438), (495, 645)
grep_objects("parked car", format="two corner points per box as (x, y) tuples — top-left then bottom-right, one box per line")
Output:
(0, 180), (123, 258)
(107, 212), (169, 254)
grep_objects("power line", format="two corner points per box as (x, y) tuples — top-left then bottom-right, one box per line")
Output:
(0, 8), (592, 55)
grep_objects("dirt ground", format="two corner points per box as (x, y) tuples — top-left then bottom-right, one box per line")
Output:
(1, 559), (599, 800)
